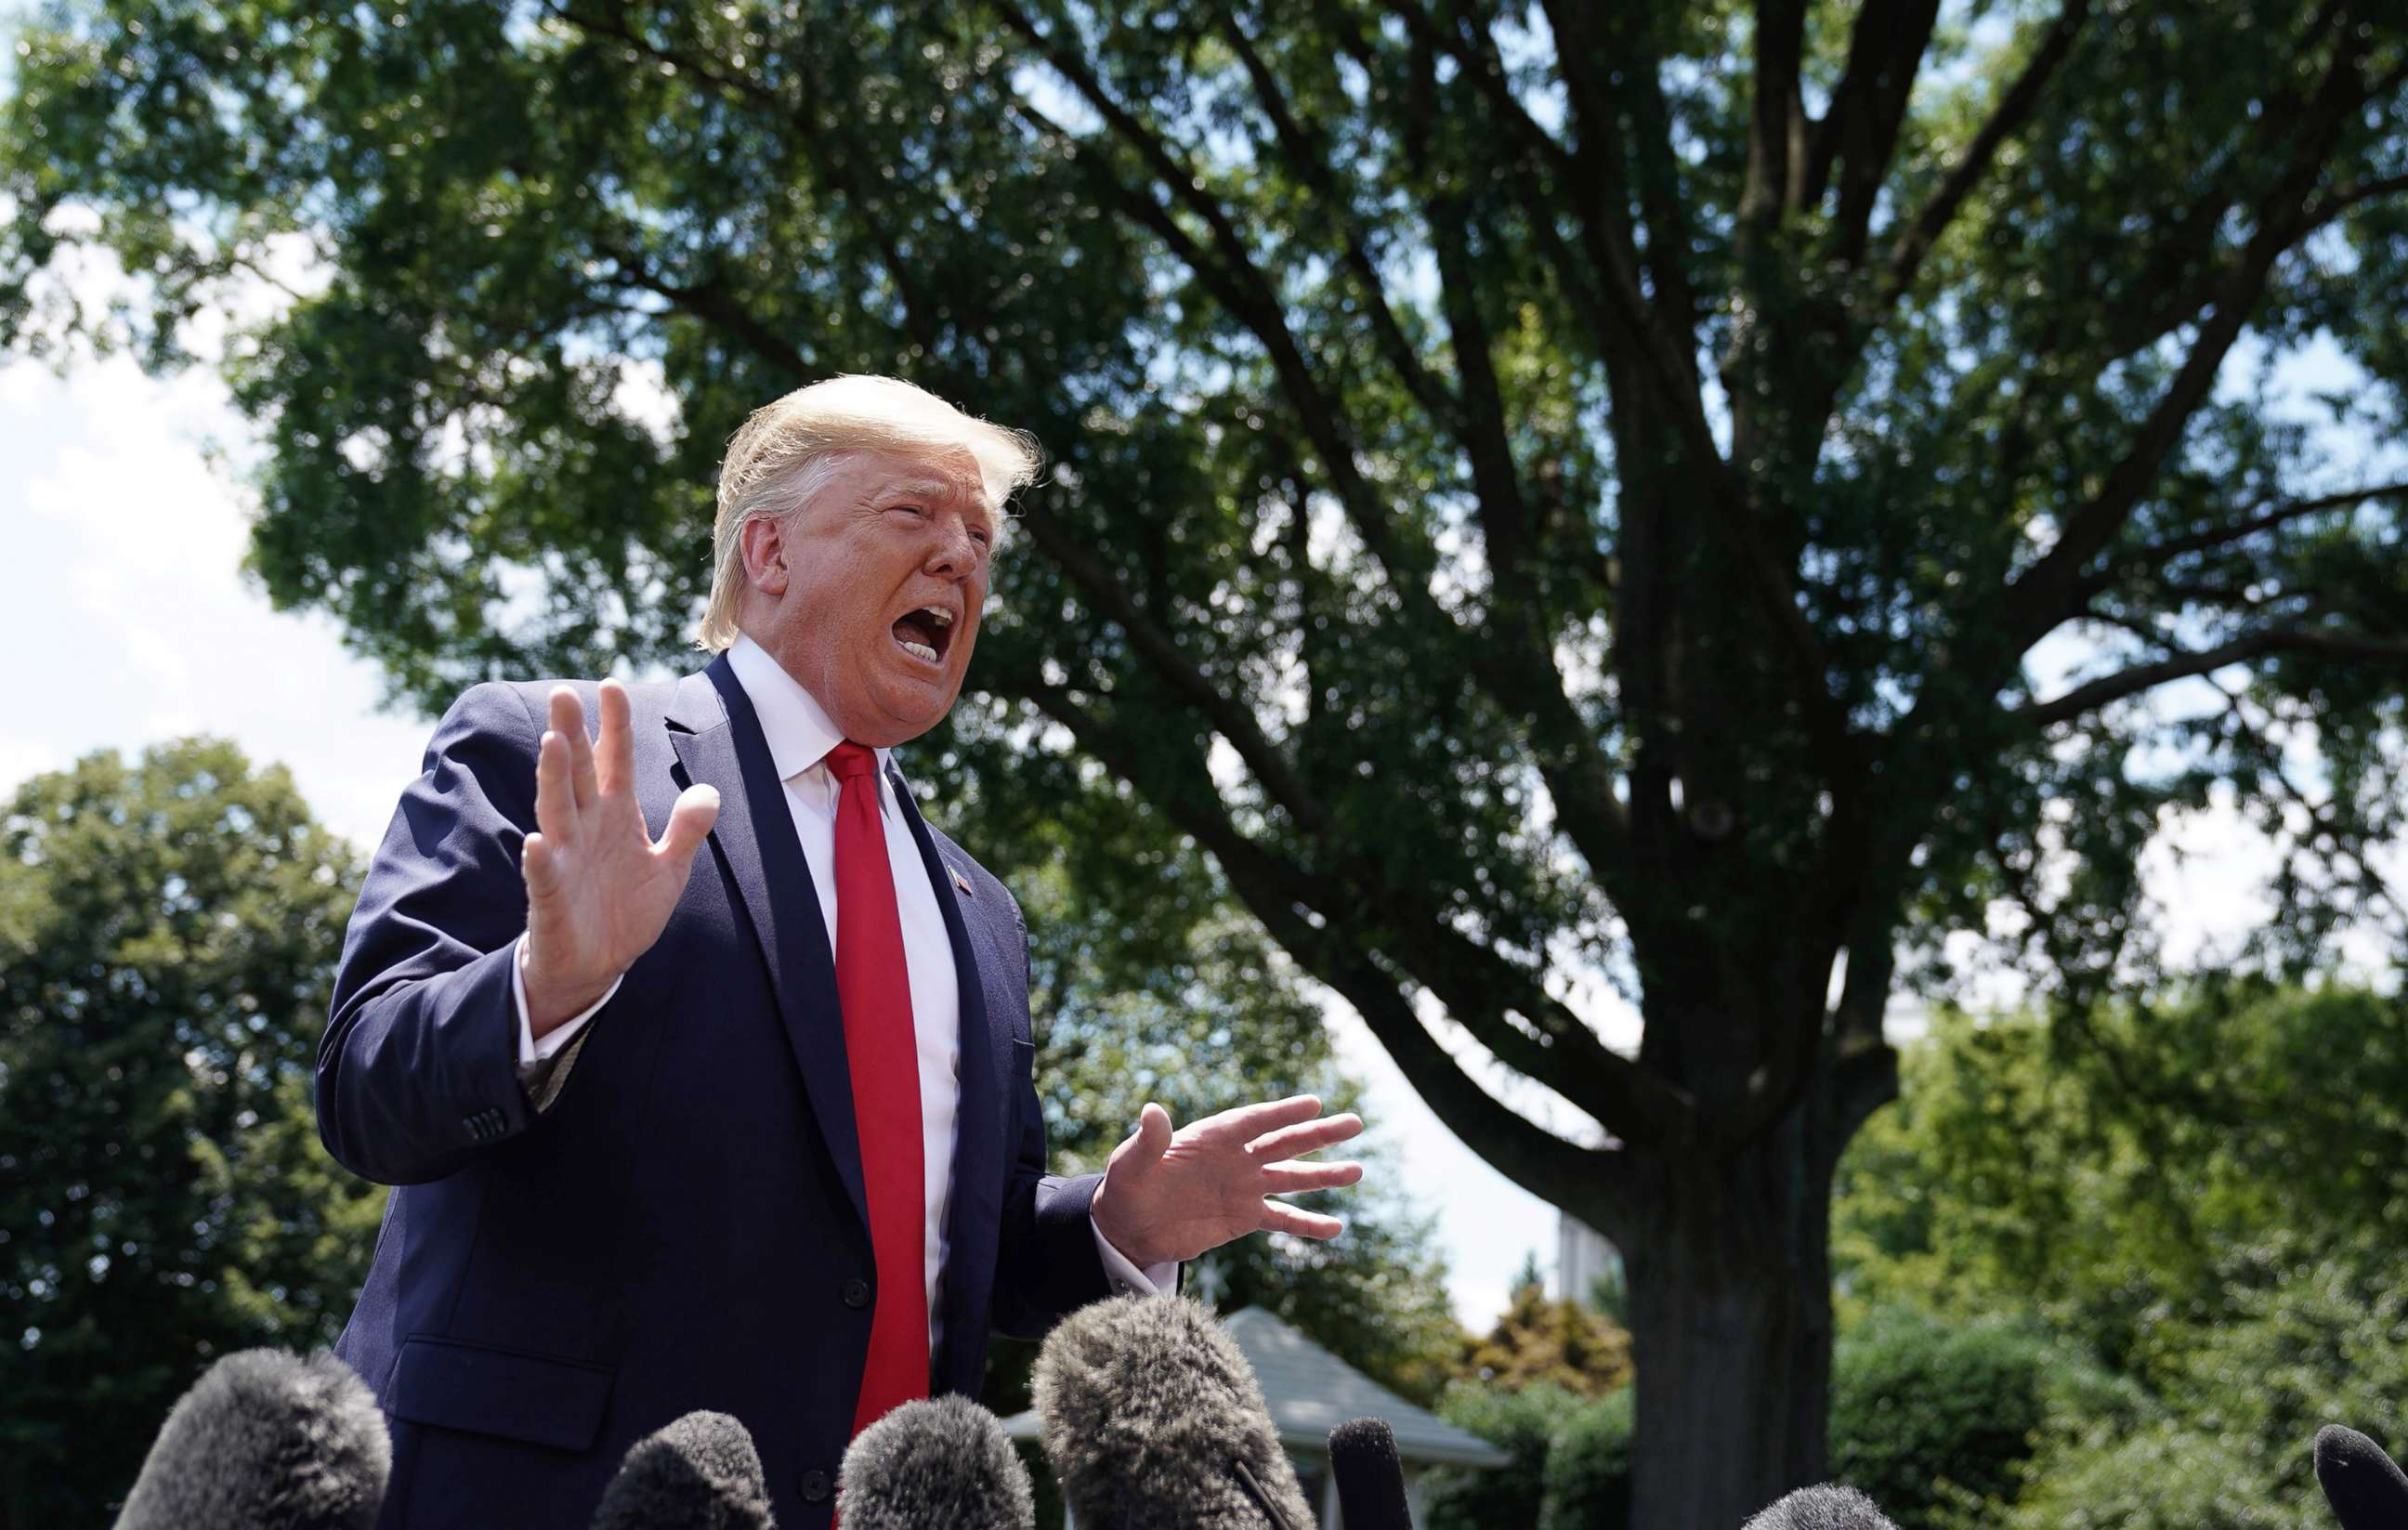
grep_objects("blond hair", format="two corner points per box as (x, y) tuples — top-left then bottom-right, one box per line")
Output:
(699, 375), (1042, 651)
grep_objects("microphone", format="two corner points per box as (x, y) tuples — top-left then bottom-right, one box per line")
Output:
(111, 1349), (390, 1530)
(838, 1395), (1035, 1530)
(1032, 1294), (1316, 1530)
(1742, 1484), (1902, 1529)
(590, 1410), (774, 1530)
(1328, 1417), (1411, 1530)
(2316, 1424), (2408, 1530)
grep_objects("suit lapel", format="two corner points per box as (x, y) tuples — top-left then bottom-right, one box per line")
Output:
(667, 658), (869, 1237)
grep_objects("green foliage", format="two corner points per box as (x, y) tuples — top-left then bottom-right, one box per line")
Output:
(1999, 1251), (2408, 1530)
(975, 832), (1462, 1420)
(0, 741), (383, 1523)
(1422, 1382), (1632, 1530)
(1835, 980), (2408, 1380)
(1836, 982), (2408, 1526)
(1538, 1388), (1634, 1530)
(1423, 1381), (1578, 1530)
(2005, 1422), (2297, 1530)
(1456, 1269), (1634, 1397)
(1829, 1306), (2141, 1530)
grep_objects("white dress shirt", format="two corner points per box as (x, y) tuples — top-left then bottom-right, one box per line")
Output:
(511, 635), (1171, 1336)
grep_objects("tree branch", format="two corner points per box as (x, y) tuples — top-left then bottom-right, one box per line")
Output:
(2016, 624), (2408, 729)
(1831, 1036), (1903, 1152)
(2303, 168), (2408, 226)
(2081, 46), (2401, 360)
(2076, 480), (2408, 597)
(1378, 2), (1703, 408)
(2207, 679), (2408, 936)
(1880, 0), (2091, 304)
(1603, 11), (1705, 329)
(602, 257), (810, 380)
(2002, 27), (2375, 648)
(1214, 8), (1458, 429)
(997, 20), (1446, 637)
(1738, 0), (1811, 267)
(1017, 681), (1682, 1170)
(1014, 504), (1331, 837)
(1808, 0), (1943, 267)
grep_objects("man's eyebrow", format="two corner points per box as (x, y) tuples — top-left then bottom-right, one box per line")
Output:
(865, 474), (995, 526)
(868, 476), (973, 503)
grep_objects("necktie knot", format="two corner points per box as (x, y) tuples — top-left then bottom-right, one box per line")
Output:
(826, 741), (880, 782)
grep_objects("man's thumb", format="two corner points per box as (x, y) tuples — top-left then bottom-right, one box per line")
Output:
(1125, 1102), (1174, 1167)
(659, 783), (721, 867)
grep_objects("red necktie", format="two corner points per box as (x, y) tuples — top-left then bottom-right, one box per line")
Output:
(826, 742), (929, 1438)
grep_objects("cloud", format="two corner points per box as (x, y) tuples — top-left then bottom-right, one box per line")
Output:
(0, 349), (434, 849)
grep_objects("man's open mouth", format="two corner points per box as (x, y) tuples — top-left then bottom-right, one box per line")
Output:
(890, 605), (956, 666)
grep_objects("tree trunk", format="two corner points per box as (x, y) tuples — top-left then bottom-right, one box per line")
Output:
(1623, 1084), (1844, 1529)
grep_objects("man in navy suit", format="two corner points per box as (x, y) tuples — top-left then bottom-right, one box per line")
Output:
(317, 376), (1366, 1529)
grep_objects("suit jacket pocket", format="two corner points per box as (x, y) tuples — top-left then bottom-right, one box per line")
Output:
(386, 1335), (616, 1453)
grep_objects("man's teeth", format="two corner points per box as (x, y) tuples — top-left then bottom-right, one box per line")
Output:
(897, 638), (940, 662)
(920, 607), (953, 628)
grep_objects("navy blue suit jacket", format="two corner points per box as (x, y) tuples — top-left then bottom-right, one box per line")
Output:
(319, 656), (1112, 1529)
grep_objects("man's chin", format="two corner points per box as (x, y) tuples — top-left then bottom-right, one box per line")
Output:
(867, 670), (962, 742)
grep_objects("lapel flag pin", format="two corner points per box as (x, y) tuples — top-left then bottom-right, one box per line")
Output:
(949, 863), (975, 897)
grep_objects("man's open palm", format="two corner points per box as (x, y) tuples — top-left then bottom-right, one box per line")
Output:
(521, 680), (719, 1033)
(1090, 1095), (1366, 1268)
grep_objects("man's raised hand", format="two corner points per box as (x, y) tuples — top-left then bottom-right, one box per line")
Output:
(520, 680), (719, 1034)
(1088, 1094), (1366, 1269)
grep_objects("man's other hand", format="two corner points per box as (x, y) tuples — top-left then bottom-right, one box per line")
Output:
(521, 679), (720, 1035)
(1089, 1094), (1366, 1269)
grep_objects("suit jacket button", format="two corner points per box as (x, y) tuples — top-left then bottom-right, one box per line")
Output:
(800, 1469), (831, 1502)
(842, 1277), (870, 1309)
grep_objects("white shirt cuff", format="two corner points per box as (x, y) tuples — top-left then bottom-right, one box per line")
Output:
(1093, 1222), (1178, 1297)
(513, 935), (622, 1083)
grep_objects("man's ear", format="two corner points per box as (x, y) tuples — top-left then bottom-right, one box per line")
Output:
(739, 515), (790, 597)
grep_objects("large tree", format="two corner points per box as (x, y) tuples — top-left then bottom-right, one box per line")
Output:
(7, 1), (2406, 1520)
(0, 742), (382, 1522)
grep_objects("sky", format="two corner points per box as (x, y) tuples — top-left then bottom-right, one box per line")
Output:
(2, 208), (2400, 1338)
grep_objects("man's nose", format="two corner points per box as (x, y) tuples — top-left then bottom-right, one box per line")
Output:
(923, 514), (982, 576)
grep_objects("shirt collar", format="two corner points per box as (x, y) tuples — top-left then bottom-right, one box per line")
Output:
(725, 634), (892, 784)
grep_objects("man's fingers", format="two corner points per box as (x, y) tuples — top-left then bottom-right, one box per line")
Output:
(523, 830), (559, 898)
(534, 728), (580, 842)
(1202, 1093), (1326, 1143)
(596, 678), (636, 797)
(656, 783), (721, 868)
(1247, 1112), (1363, 1163)
(549, 685), (600, 812)
(546, 684), (582, 733)
(1259, 1201), (1345, 1240)
(1259, 1161), (1364, 1195)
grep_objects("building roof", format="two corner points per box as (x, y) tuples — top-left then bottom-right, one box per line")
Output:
(1001, 1305), (1511, 1470)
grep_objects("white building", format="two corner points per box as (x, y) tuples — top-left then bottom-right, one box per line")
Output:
(1558, 1213), (1621, 1308)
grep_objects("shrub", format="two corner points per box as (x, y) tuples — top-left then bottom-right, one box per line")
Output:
(1538, 1387), (1632, 1530)
(1829, 1306), (2062, 1528)
(1421, 1382), (1572, 1530)
(2001, 1422), (2292, 1530)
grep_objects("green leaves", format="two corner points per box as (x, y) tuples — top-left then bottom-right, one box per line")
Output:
(0, 741), (382, 1522)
